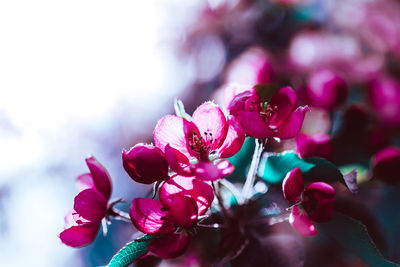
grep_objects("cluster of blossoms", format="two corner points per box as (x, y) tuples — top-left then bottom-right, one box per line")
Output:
(59, 84), (341, 258)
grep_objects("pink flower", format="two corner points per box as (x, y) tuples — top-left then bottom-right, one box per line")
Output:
(300, 69), (348, 110)
(368, 76), (400, 127)
(282, 168), (336, 236)
(129, 176), (213, 258)
(296, 133), (333, 160)
(59, 156), (113, 247)
(122, 144), (169, 184)
(372, 146), (400, 185)
(228, 86), (309, 139)
(153, 102), (243, 181)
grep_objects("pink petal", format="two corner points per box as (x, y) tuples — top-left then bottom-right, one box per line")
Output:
(64, 209), (78, 229)
(303, 182), (336, 222)
(159, 175), (214, 215)
(236, 111), (274, 138)
(73, 189), (107, 224)
(228, 88), (257, 116)
(129, 198), (175, 235)
(218, 116), (246, 158)
(153, 115), (198, 158)
(165, 144), (193, 177)
(269, 86), (298, 128)
(193, 160), (234, 181)
(289, 206), (317, 236)
(282, 168), (304, 204)
(192, 102), (228, 151)
(166, 195), (198, 228)
(373, 146), (400, 185)
(276, 106), (310, 140)
(85, 156), (112, 200)
(296, 133), (333, 159)
(148, 232), (190, 259)
(76, 173), (95, 192)
(59, 223), (100, 248)
(122, 144), (169, 184)
(223, 84), (253, 110)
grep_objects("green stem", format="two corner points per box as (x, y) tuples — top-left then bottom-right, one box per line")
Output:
(241, 138), (265, 201)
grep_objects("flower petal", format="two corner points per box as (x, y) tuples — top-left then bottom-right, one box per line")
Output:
(218, 116), (246, 158)
(122, 144), (169, 184)
(73, 189), (108, 224)
(303, 182), (336, 222)
(148, 232), (190, 259)
(192, 102), (228, 150)
(228, 88), (257, 116)
(296, 133), (333, 159)
(282, 168), (304, 204)
(76, 173), (95, 192)
(276, 106), (310, 140)
(153, 115), (198, 158)
(85, 156), (112, 200)
(59, 223), (100, 248)
(268, 86), (298, 127)
(159, 175), (214, 215)
(223, 83), (253, 110)
(289, 206), (317, 236)
(166, 195), (198, 228)
(236, 111), (274, 138)
(164, 144), (193, 177)
(129, 198), (175, 235)
(193, 160), (234, 181)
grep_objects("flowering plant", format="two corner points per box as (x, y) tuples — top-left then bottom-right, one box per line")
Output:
(59, 83), (399, 266)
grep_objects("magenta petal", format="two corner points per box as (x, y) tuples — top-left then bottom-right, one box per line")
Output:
(236, 111), (274, 138)
(194, 160), (234, 181)
(218, 117), (246, 158)
(166, 195), (198, 228)
(76, 173), (95, 192)
(269, 86), (298, 127)
(223, 84), (253, 110)
(276, 106), (310, 140)
(148, 232), (190, 259)
(165, 144), (193, 177)
(122, 144), (169, 184)
(228, 88), (257, 116)
(159, 175), (214, 215)
(59, 223), (100, 248)
(373, 146), (400, 185)
(303, 182), (336, 222)
(296, 133), (333, 159)
(153, 115), (197, 158)
(282, 168), (304, 204)
(192, 102), (228, 150)
(289, 206), (317, 236)
(73, 189), (107, 224)
(64, 209), (78, 229)
(129, 198), (175, 235)
(85, 156), (112, 200)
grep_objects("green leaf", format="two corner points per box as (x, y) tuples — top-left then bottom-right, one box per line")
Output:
(108, 235), (156, 267)
(315, 213), (399, 267)
(254, 83), (280, 102)
(258, 151), (344, 184)
(174, 99), (191, 121)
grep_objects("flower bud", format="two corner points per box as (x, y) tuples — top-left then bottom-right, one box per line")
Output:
(372, 146), (400, 185)
(122, 144), (169, 184)
(296, 133), (333, 159)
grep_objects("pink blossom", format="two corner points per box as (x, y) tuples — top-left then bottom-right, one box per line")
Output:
(228, 86), (309, 139)
(296, 133), (333, 160)
(122, 144), (169, 184)
(282, 168), (336, 236)
(368, 76), (400, 127)
(372, 146), (400, 185)
(300, 69), (348, 110)
(153, 102), (244, 180)
(59, 156), (113, 247)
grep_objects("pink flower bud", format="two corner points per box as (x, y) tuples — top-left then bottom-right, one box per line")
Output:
(122, 144), (169, 184)
(372, 146), (400, 185)
(296, 133), (333, 159)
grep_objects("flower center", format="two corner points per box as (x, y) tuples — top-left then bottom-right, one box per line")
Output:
(259, 103), (278, 123)
(188, 130), (215, 161)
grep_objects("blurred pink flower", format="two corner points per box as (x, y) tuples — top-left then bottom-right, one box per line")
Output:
(122, 144), (169, 184)
(228, 86), (309, 139)
(59, 156), (112, 247)
(300, 69), (348, 110)
(282, 168), (336, 236)
(296, 133), (333, 160)
(372, 146), (400, 185)
(154, 102), (243, 180)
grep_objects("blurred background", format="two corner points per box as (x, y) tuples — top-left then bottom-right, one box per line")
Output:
(1, 0), (400, 266)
